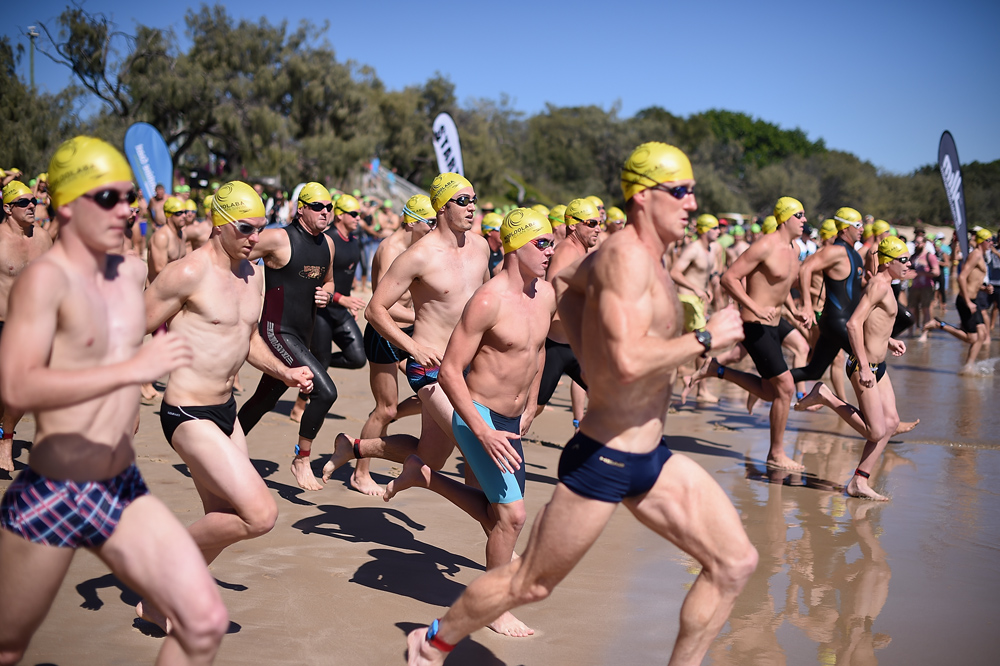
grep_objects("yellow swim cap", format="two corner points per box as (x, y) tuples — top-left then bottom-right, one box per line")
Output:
(298, 182), (331, 207)
(833, 207), (862, 230)
(606, 206), (625, 223)
(47, 136), (133, 207)
(211, 180), (265, 226)
(872, 219), (890, 236)
(430, 172), (473, 212)
(184, 199), (197, 212)
(762, 216), (778, 234)
(548, 204), (567, 227)
(531, 204), (550, 217)
(586, 195), (604, 208)
(163, 196), (185, 216)
(565, 198), (600, 225)
(37, 172), (48, 183)
(696, 214), (719, 233)
(2, 181), (32, 205)
(773, 197), (804, 224)
(621, 142), (693, 201)
(862, 223), (874, 240)
(481, 212), (502, 233)
(820, 219), (837, 240)
(335, 194), (360, 215)
(402, 194), (434, 225)
(877, 236), (908, 264)
(501, 208), (552, 254)
(203, 195), (214, 211)
(975, 227), (993, 243)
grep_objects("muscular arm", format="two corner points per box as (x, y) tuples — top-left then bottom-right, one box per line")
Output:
(144, 259), (199, 332)
(798, 245), (842, 320)
(247, 228), (290, 267)
(668, 243), (704, 297)
(365, 248), (428, 358)
(0, 260), (186, 412)
(439, 293), (502, 437)
(147, 231), (170, 280)
(720, 242), (769, 319)
(958, 250), (980, 308)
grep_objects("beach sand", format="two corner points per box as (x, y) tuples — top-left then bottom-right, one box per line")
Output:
(5, 327), (1000, 665)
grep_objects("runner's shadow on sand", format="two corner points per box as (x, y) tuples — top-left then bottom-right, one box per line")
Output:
(293, 505), (483, 572)
(663, 435), (745, 462)
(396, 622), (506, 665)
(743, 458), (844, 492)
(354, 549), (468, 606)
(173, 458), (317, 506)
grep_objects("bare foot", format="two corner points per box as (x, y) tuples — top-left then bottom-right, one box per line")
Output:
(291, 456), (324, 491)
(794, 382), (827, 412)
(383, 455), (431, 502)
(140, 383), (160, 405)
(136, 600), (172, 634)
(0, 439), (13, 472)
(488, 611), (535, 637)
(917, 333), (928, 343)
(767, 455), (805, 471)
(406, 627), (447, 666)
(894, 419), (920, 435)
(679, 375), (694, 405)
(846, 475), (889, 501)
(696, 386), (719, 403)
(350, 469), (385, 497)
(321, 433), (355, 483)
(290, 396), (306, 423)
(922, 318), (940, 332)
(746, 392), (759, 415)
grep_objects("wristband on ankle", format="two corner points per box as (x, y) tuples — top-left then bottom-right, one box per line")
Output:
(854, 468), (870, 479)
(1, 428), (13, 440)
(716, 364), (726, 379)
(426, 619), (455, 653)
(572, 419), (579, 429)
(796, 391), (805, 401)
(294, 444), (310, 457)
(353, 439), (362, 460)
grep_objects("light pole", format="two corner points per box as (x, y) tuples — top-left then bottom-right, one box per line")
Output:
(27, 25), (39, 90)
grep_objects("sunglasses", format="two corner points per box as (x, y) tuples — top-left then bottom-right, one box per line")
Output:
(448, 195), (477, 207)
(530, 238), (555, 250)
(338, 209), (359, 218)
(792, 211), (806, 219)
(571, 216), (601, 228)
(230, 220), (265, 235)
(650, 183), (695, 200)
(10, 198), (38, 208)
(82, 189), (138, 210)
(306, 202), (333, 213)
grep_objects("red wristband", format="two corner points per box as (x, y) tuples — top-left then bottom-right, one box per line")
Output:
(332, 292), (342, 303)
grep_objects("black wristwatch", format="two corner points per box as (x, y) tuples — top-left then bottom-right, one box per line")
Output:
(694, 328), (712, 357)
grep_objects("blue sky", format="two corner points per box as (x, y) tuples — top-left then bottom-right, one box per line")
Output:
(6, 0), (999, 175)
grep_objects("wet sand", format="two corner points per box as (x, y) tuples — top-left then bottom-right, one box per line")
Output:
(5, 328), (1000, 665)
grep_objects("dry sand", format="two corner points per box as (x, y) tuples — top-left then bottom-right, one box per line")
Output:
(5, 324), (1000, 665)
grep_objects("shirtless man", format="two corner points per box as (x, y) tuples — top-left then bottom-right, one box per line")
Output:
(404, 142), (755, 666)
(922, 228), (994, 373)
(382, 208), (556, 638)
(697, 197), (810, 470)
(548, 205), (568, 244)
(726, 225), (750, 266)
(535, 198), (599, 428)
(795, 236), (914, 500)
(481, 212), (504, 275)
(237, 182), (340, 491)
(325, 173), (489, 476)
(0, 181), (53, 470)
(139, 181), (314, 628)
(149, 183), (167, 228)
(184, 199), (212, 253)
(672, 213), (721, 402)
(0, 137), (228, 664)
(339, 195), (434, 495)
(148, 196), (188, 283)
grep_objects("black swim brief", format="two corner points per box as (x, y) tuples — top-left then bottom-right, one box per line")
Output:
(160, 394), (238, 447)
(955, 292), (988, 334)
(741, 318), (795, 379)
(846, 355), (886, 383)
(557, 431), (672, 503)
(363, 322), (414, 365)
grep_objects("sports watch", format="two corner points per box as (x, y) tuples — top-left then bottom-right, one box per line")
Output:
(694, 328), (712, 357)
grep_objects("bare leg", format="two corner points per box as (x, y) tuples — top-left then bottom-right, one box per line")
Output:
(782, 329), (810, 397)
(960, 326), (988, 374)
(405, 485), (618, 666)
(484, 501), (532, 637)
(291, 435), (324, 491)
(764, 372), (804, 471)
(570, 381), (586, 425)
(795, 381), (871, 438)
(0, 532), (75, 664)
(845, 374), (899, 501)
(623, 454), (758, 666)
(289, 395), (306, 423)
(349, 362), (400, 496)
(830, 350), (848, 402)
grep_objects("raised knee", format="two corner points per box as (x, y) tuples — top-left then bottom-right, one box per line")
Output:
(247, 499), (278, 538)
(174, 595), (229, 656)
(720, 543), (758, 592)
(499, 505), (527, 533)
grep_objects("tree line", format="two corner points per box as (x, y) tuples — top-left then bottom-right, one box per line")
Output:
(2, 4), (996, 227)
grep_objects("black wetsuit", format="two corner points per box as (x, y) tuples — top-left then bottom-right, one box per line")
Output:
(488, 246), (503, 275)
(309, 226), (365, 371)
(791, 238), (863, 382)
(891, 281), (914, 337)
(537, 338), (588, 406)
(237, 221), (338, 440)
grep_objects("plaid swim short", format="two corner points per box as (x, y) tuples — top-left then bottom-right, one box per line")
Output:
(0, 463), (149, 548)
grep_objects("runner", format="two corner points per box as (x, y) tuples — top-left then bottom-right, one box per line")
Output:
(325, 173), (489, 478)
(184, 199), (212, 252)
(548, 204), (568, 243)
(911, 230), (940, 341)
(148, 195), (188, 283)
(381, 208), (556, 638)
(0, 181), (53, 471)
(0, 137), (228, 663)
(795, 236), (914, 500)
(922, 228), (994, 373)
(481, 211), (504, 275)
(698, 197), (810, 470)
(237, 182), (340, 491)
(330, 195), (434, 495)
(535, 198), (598, 429)
(403, 142), (755, 666)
